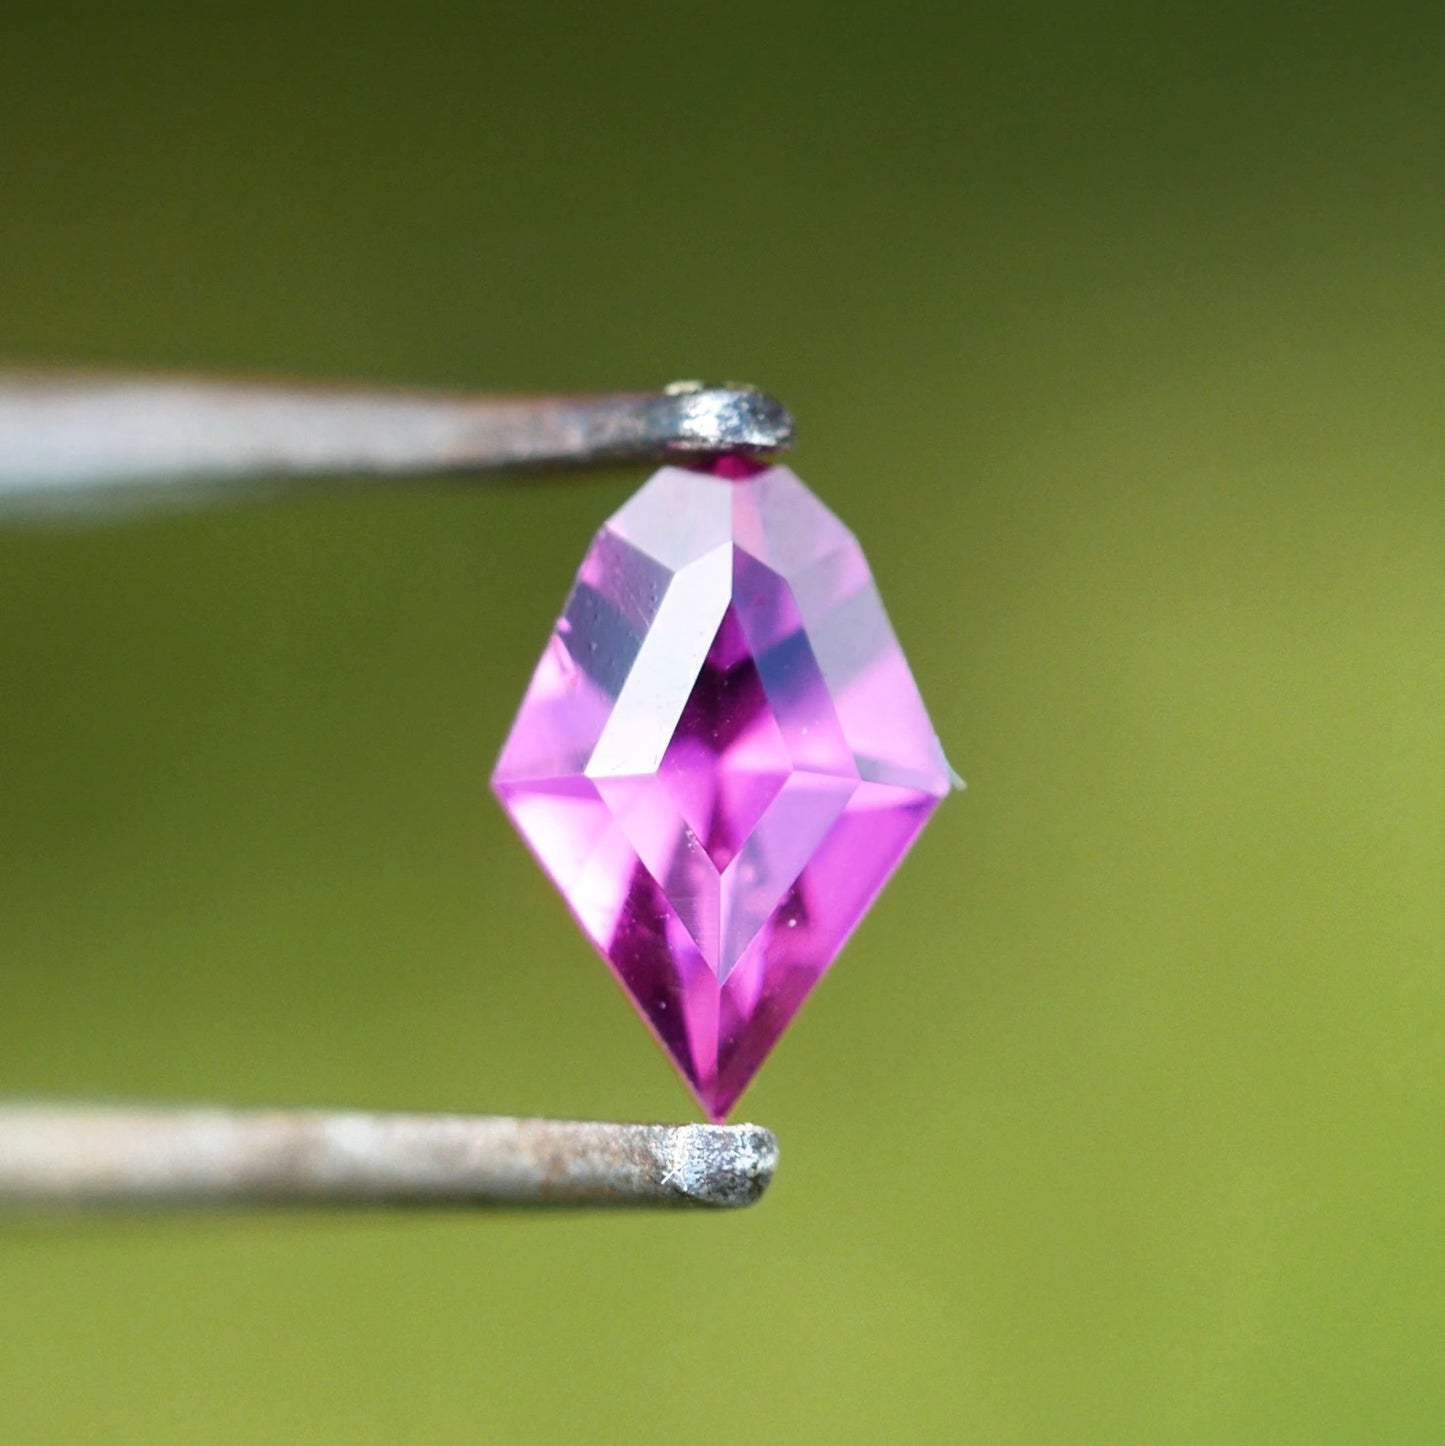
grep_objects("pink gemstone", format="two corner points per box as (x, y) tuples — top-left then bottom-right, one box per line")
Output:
(492, 463), (952, 1119)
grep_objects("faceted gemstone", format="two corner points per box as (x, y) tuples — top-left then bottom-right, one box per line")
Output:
(492, 462), (953, 1119)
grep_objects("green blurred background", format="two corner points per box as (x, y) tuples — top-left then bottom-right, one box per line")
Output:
(2, 5), (1443, 1441)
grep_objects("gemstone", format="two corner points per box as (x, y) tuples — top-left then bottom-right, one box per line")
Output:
(492, 461), (953, 1119)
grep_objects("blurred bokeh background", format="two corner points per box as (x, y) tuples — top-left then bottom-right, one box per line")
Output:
(2, 5), (1443, 1441)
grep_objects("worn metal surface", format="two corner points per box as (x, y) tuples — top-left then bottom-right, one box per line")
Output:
(0, 1106), (779, 1211)
(0, 374), (794, 512)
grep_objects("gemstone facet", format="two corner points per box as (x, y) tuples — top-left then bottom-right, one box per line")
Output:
(492, 462), (952, 1119)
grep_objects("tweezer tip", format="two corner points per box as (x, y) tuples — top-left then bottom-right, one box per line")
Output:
(660, 382), (795, 458)
(667, 1122), (779, 1207)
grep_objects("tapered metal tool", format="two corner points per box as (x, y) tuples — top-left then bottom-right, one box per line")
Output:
(0, 369), (790, 1215)
(0, 1106), (779, 1211)
(0, 373), (794, 513)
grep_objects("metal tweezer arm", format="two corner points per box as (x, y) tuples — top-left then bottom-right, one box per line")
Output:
(0, 368), (790, 1211)
(0, 372), (793, 511)
(0, 1107), (778, 1210)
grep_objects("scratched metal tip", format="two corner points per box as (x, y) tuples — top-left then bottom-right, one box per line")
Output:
(658, 382), (795, 458)
(664, 1123), (779, 1208)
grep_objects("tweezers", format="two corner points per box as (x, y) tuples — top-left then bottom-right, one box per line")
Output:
(0, 369), (794, 1210)
(0, 371), (793, 509)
